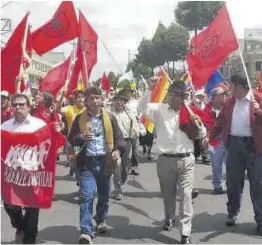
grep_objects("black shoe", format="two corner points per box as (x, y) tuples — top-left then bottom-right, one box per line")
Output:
(147, 153), (152, 160)
(181, 235), (192, 244)
(192, 190), (199, 199)
(131, 167), (139, 176)
(163, 219), (174, 231)
(226, 214), (237, 226)
(257, 226), (262, 236)
(213, 187), (226, 194)
(202, 158), (211, 165)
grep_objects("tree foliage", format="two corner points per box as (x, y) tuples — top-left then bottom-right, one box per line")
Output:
(175, 1), (224, 35)
(133, 22), (189, 78)
(126, 59), (152, 80)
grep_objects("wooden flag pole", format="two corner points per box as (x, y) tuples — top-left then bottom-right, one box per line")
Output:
(238, 48), (255, 101)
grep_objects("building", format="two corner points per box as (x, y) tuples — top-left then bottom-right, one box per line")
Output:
(220, 33), (262, 82)
(29, 51), (65, 94)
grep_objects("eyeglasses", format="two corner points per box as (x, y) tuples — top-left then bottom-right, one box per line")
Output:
(11, 103), (27, 108)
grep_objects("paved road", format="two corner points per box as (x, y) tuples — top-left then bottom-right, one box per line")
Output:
(1, 148), (262, 244)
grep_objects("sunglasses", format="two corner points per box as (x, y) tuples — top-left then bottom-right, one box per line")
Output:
(11, 103), (27, 108)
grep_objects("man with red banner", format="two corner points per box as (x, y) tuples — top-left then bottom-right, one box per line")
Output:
(138, 80), (210, 244)
(1, 94), (63, 244)
(203, 72), (262, 236)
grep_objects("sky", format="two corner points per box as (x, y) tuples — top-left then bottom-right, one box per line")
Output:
(1, 0), (262, 81)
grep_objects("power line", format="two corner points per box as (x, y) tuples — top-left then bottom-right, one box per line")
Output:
(99, 38), (123, 74)
(1, 1), (13, 9)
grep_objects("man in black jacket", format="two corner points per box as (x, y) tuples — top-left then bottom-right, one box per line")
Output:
(68, 87), (125, 244)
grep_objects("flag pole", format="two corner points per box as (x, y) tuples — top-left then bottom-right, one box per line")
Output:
(160, 67), (202, 129)
(80, 37), (89, 88)
(16, 12), (30, 94)
(238, 48), (254, 101)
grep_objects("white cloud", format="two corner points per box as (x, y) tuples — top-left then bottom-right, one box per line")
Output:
(1, 0), (262, 81)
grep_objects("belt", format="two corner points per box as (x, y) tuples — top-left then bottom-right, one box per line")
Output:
(229, 135), (253, 142)
(162, 153), (191, 158)
(85, 155), (106, 161)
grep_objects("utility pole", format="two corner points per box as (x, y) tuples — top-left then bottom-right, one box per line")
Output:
(128, 49), (131, 63)
(1, 18), (12, 35)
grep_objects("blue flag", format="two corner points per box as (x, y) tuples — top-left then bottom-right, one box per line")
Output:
(206, 70), (225, 97)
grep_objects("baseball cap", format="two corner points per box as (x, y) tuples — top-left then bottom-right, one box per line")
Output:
(1, 91), (10, 98)
(195, 88), (205, 96)
(210, 87), (227, 97)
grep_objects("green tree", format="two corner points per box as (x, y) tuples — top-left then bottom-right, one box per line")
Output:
(136, 38), (158, 73)
(165, 23), (190, 78)
(175, 1), (224, 36)
(126, 59), (152, 80)
(108, 71), (121, 89)
(152, 22), (168, 67)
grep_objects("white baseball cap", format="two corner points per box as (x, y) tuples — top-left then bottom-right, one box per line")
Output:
(1, 91), (10, 98)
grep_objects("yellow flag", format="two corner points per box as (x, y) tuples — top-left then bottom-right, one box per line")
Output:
(77, 79), (85, 91)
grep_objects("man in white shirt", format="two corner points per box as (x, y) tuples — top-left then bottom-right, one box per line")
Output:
(2, 94), (61, 244)
(138, 81), (206, 244)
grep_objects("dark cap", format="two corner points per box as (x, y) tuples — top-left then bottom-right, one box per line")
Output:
(230, 71), (249, 89)
(167, 81), (187, 96)
(113, 90), (128, 101)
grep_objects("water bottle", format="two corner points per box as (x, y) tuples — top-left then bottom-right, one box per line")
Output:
(208, 144), (215, 154)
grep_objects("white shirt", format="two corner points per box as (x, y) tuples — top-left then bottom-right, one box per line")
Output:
(126, 99), (139, 118)
(230, 91), (252, 137)
(1, 115), (46, 133)
(138, 90), (207, 154)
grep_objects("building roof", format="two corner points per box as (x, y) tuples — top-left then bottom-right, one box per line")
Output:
(32, 50), (65, 64)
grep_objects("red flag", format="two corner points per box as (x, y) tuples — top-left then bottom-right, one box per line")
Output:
(258, 71), (262, 93)
(1, 124), (65, 209)
(180, 104), (213, 126)
(78, 11), (98, 86)
(101, 72), (110, 92)
(187, 4), (238, 89)
(39, 53), (72, 96)
(32, 1), (78, 56)
(66, 39), (82, 98)
(1, 13), (30, 94)
(20, 25), (33, 93)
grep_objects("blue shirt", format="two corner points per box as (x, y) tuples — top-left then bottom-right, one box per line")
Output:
(85, 115), (107, 156)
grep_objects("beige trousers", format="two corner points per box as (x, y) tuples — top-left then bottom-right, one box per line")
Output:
(157, 153), (195, 236)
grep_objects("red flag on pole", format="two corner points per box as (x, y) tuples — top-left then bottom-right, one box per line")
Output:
(1, 13), (30, 94)
(258, 71), (262, 93)
(20, 25), (33, 93)
(101, 72), (110, 92)
(39, 53), (72, 96)
(187, 4), (238, 89)
(32, 1), (78, 56)
(78, 10), (98, 87)
(66, 39), (82, 98)
(1, 124), (65, 208)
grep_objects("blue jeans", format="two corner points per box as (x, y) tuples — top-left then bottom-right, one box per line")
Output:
(78, 157), (112, 238)
(226, 136), (262, 226)
(208, 142), (227, 189)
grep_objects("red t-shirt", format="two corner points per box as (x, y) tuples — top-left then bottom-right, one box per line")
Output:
(1, 106), (13, 124)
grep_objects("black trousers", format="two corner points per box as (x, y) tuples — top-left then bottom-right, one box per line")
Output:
(194, 139), (208, 160)
(131, 137), (139, 167)
(4, 203), (39, 244)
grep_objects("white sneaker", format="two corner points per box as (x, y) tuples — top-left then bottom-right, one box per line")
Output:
(78, 233), (92, 244)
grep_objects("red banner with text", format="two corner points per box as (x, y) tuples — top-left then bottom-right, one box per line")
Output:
(1, 124), (65, 209)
